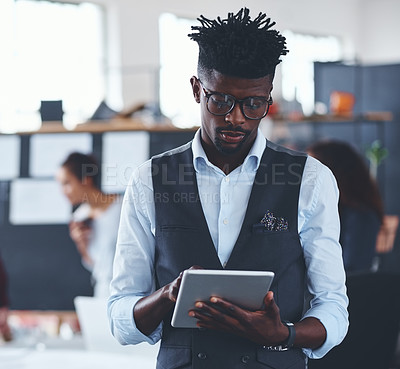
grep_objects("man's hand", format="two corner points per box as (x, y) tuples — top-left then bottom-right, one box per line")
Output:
(134, 265), (203, 336)
(188, 291), (289, 346)
(69, 221), (92, 265)
(189, 291), (327, 349)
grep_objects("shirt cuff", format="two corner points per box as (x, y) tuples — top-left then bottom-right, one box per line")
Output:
(108, 295), (163, 345)
(301, 308), (348, 359)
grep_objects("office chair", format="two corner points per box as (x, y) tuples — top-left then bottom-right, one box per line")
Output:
(308, 272), (400, 369)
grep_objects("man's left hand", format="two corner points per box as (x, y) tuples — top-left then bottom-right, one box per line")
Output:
(188, 291), (289, 346)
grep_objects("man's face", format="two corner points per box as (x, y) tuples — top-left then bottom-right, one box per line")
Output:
(191, 71), (273, 158)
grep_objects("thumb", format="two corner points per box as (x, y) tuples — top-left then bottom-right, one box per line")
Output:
(262, 291), (282, 321)
(263, 291), (274, 305)
(263, 291), (277, 313)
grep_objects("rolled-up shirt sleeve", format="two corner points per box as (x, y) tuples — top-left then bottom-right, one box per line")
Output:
(299, 156), (349, 358)
(107, 162), (162, 345)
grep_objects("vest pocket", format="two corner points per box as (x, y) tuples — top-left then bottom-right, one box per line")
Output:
(157, 346), (191, 369)
(160, 225), (200, 232)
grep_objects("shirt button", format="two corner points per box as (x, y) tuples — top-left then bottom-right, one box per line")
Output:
(225, 176), (230, 182)
(223, 218), (229, 225)
(197, 352), (207, 360)
(241, 355), (250, 363)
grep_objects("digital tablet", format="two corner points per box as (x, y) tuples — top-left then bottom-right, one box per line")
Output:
(171, 269), (274, 328)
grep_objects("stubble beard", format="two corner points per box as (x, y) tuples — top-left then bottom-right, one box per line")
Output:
(214, 135), (248, 155)
(214, 127), (249, 155)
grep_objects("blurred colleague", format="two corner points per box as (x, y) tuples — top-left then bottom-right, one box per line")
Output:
(57, 152), (122, 297)
(0, 252), (12, 341)
(308, 140), (384, 273)
(108, 8), (348, 369)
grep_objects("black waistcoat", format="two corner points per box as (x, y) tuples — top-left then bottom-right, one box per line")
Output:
(152, 140), (307, 369)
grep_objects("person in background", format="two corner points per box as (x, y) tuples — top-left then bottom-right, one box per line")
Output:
(108, 8), (348, 368)
(307, 140), (384, 273)
(56, 152), (122, 298)
(0, 253), (12, 341)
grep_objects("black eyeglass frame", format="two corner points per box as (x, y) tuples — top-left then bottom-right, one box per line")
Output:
(198, 79), (273, 120)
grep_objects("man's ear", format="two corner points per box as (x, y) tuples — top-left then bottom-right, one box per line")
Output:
(268, 83), (273, 97)
(190, 76), (201, 103)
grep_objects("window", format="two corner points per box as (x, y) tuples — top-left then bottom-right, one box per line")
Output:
(0, 0), (106, 132)
(281, 31), (342, 116)
(159, 13), (199, 128)
(158, 14), (343, 126)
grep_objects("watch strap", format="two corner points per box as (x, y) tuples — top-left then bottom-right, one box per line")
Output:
(282, 321), (296, 348)
(263, 321), (296, 351)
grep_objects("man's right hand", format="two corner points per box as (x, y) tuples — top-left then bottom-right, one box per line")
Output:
(134, 265), (203, 336)
(167, 265), (204, 302)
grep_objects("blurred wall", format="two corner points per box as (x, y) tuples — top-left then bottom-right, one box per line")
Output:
(357, 0), (400, 64)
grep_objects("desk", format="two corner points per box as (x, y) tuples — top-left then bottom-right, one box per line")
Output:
(1, 311), (158, 369)
(1, 335), (157, 369)
(1, 348), (156, 369)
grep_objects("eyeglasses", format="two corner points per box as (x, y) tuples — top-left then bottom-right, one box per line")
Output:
(199, 80), (273, 120)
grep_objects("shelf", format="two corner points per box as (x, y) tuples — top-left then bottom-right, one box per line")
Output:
(2, 118), (199, 135)
(272, 111), (393, 124)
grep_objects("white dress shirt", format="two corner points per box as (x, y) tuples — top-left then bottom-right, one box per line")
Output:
(108, 129), (349, 359)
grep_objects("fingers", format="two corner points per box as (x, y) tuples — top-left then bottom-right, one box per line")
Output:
(190, 297), (249, 324)
(170, 266), (204, 301)
(168, 271), (185, 302)
(69, 221), (92, 262)
(69, 221), (91, 245)
(208, 297), (246, 319)
(189, 265), (204, 270)
(189, 300), (240, 331)
(168, 280), (180, 302)
(187, 292), (285, 345)
(70, 221), (91, 232)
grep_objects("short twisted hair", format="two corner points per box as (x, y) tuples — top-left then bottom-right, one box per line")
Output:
(188, 8), (288, 79)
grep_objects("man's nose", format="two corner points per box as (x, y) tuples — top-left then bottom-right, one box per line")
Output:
(224, 103), (246, 126)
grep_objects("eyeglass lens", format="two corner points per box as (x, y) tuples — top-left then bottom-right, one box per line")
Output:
(207, 94), (268, 119)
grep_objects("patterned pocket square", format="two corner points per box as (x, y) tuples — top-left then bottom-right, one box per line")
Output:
(260, 210), (289, 231)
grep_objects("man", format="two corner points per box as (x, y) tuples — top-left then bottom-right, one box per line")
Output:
(108, 8), (348, 369)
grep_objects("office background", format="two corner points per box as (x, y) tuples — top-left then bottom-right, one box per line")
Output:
(0, 0), (399, 310)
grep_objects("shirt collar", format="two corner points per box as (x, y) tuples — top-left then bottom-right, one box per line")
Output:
(192, 128), (266, 173)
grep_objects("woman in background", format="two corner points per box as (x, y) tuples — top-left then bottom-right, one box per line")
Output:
(307, 140), (384, 273)
(56, 152), (122, 297)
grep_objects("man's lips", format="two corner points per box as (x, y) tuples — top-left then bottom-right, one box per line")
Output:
(219, 130), (246, 144)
